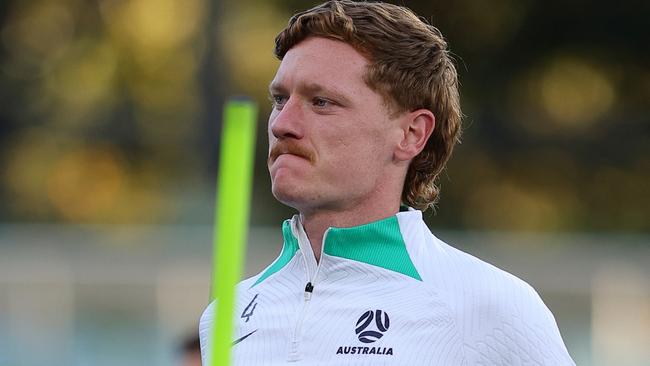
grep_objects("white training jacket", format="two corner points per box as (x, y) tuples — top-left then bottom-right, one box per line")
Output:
(200, 209), (575, 365)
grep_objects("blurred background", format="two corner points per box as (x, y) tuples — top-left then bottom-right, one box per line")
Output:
(0, 0), (648, 365)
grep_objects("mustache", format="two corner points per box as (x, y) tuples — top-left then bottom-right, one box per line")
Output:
(269, 140), (315, 163)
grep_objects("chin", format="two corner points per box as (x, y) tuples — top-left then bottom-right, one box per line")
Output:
(270, 169), (305, 201)
(271, 184), (305, 209)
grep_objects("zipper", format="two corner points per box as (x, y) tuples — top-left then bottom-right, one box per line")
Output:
(287, 228), (330, 362)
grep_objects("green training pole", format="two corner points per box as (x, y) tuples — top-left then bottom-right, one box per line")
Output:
(209, 98), (257, 366)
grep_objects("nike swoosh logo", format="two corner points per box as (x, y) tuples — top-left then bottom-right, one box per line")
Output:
(232, 329), (258, 346)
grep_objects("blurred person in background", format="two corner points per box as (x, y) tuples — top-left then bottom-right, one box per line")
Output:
(200, 1), (574, 364)
(178, 335), (201, 366)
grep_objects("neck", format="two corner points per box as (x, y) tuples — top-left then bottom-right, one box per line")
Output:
(299, 199), (400, 262)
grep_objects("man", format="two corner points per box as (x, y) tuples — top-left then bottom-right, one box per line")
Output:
(200, 1), (575, 365)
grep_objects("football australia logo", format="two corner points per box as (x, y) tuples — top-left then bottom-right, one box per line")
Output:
(356, 309), (389, 343)
(336, 309), (394, 356)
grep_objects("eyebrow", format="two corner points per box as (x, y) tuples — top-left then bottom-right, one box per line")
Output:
(268, 81), (287, 94)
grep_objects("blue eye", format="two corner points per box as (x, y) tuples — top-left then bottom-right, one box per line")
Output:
(270, 95), (288, 109)
(313, 98), (330, 107)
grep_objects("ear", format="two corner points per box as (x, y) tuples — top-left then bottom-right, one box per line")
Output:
(394, 109), (435, 162)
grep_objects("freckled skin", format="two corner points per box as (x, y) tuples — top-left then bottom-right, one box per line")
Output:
(267, 37), (403, 215)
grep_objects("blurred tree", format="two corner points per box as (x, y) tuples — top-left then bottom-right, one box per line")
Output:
(0, 0), (648, 232)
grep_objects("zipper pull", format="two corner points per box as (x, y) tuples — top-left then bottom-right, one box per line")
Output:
(304, 282), (314, 301)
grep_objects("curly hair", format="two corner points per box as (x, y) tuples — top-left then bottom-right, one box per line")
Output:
(274, 0), (462, 210)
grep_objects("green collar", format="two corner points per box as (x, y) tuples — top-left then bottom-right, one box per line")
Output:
(251, 222), (299, 287)
(252, 213), (421, 287)
(322, 215), (421, 281)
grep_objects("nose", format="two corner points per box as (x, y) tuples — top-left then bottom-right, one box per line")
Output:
(269, 97), (304, 140)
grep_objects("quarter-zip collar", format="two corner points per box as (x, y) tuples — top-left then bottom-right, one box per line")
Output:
(290, 214), (320, 282)
(252, 209), (424, 288)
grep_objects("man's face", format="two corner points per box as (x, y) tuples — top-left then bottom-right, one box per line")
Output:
(268, 37), (402, 213)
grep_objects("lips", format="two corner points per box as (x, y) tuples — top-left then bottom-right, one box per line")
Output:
(275, 152), (306, 160)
